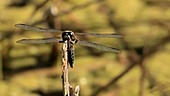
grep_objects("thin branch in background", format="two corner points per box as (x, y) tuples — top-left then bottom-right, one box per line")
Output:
(0, 54), (3, 80)
(8, 0), (30, 7)
(26, 0), (49, 23)
(92, 61), (137, 96)
(32, 0), (104, 25)
(57, 0), (103, 17)
(90, 3), (170, 96)
(145, 0), (170, 8)
(91, 31), (170, 96)
(138, 61), (146, 96)
(144, 66), (170, 96)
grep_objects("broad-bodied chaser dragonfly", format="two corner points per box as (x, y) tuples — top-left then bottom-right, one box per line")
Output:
(15, 24), (122, 68)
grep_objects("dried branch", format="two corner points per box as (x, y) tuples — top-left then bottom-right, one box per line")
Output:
(62, 41), (71, 96)
(62, 41), (80, 96)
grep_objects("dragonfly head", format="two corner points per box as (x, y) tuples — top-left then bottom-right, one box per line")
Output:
(62, 30), (76, 41)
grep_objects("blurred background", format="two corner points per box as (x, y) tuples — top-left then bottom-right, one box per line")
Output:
(1, 0), (170, 96)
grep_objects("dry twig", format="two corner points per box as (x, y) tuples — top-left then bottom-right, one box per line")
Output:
(62, 41), (80, 96)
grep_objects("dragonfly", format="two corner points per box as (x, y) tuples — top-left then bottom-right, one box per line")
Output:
(15, 23), (122, 68)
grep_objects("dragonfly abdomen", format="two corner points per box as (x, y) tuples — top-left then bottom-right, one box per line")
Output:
(67, 41), (75, 68)
(67, 49), (74, 68)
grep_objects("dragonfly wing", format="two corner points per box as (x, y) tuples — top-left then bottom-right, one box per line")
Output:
(16, 37), (61, 44)
(76, 33), (122, 38)
(76, 40), (120, 53)
(15, 24), (62, 33)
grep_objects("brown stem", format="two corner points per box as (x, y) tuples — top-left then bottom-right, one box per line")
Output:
(62, 41), (70, 96)
(61, 41), (80, 96)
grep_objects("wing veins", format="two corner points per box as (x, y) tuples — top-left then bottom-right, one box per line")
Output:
(16, 37), (61, 44)
(15, 24), (62, 33)
(76, 40), (120, 53)
(76, 33), (122, 38)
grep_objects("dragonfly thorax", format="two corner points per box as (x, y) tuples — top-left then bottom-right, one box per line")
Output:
(62, 30), (77, 42)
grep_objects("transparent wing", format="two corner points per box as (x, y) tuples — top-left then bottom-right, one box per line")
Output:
(76, 33), (122, 38)
(15, 24), (62, 33)
(76, 40), (120, 53)
(16, 37), (61, 44)
(15, 24), (122, 38)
